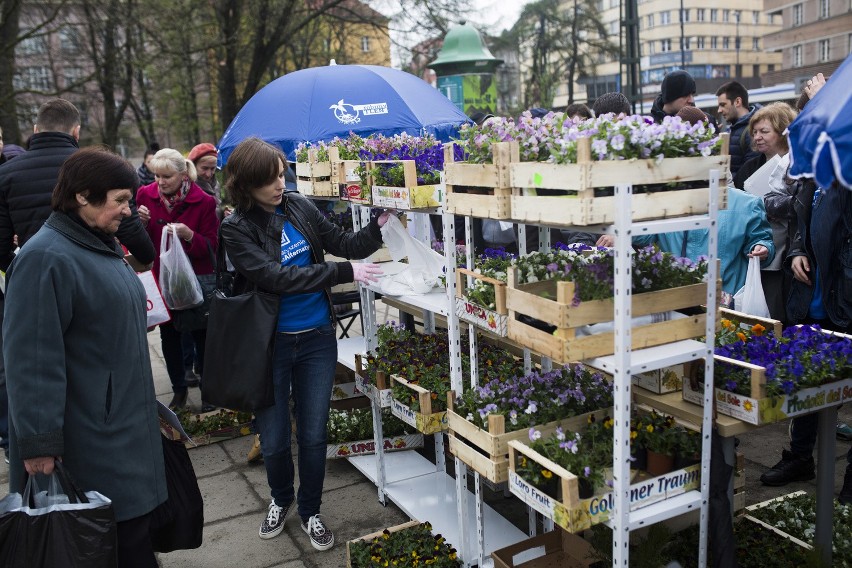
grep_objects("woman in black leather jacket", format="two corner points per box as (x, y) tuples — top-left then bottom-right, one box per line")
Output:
(220, 137), (390, 552)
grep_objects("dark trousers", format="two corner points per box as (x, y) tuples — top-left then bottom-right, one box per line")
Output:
(159, 322), (206, 393)
(116, 512), (157, 568)
(0, 297), (7, 455)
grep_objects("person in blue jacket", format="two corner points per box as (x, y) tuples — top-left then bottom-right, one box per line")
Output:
(597, 186), (774, 302)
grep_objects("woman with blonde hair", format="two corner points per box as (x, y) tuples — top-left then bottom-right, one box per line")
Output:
(137, 148), (219, 410)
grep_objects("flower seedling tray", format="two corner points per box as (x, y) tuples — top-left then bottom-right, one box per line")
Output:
(505, 267), (714, 361)
(682, 355), (852, 425)
(161, 410), (253, 449)
(446, 396), (611, 484)
(742, 491), (814, 551)
(508, 135), (730, 227)
(507, 439), (701, 533)
(353, 354), (392, 408)
(719, 306), (783, 337)
(455, 267), (509, 337)
(296, 147), (338, 197)
(491, 529), (599, 568)
(390, 375), (448, 434)
(369, 159), (444, 210)
(333, 158), (372, 204)
(346, 520), (421, 568)
(443, 141), (516, 219)
(326, 433), (424, 459)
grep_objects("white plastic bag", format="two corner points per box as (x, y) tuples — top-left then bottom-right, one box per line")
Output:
(733, 256), (770, 317)
(137, 270), (171, 327)
(159, 226), (203, 310)
(378, 215), (445, 295)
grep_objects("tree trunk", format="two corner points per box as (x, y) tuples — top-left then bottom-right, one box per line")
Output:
(0, 0), (22, 143)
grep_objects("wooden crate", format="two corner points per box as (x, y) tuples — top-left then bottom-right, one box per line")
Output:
(296, 147), (338, 197)
(443, 141), (517, 219)
(389, 376), (448, 434)
(446, 395), (611, 484)
(332, 158), (372, 204)
(455, 267), (509, 337)
(505, 267), (715, 361)
(160, 411), (252, 449)
(491, 529), (599, 568)
(742, 491), (813, 550)
(507, 439), (701, 533)
(719, 306), (783, 337)
(682, 354), (852, 425)
(353, 354), (392, 408)
(508, 134), (730, 227)
(369, 160), (444, 210)
(326, 433), (424, 459)
(346, 520), (421, 568)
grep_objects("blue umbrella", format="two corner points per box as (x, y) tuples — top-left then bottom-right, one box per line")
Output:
(217, 64), (471, 165)
(787, 53), (852, 188)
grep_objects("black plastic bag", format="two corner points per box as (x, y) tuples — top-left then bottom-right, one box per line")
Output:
(150, 434), (204, 552)
(0, 460), (117, 568)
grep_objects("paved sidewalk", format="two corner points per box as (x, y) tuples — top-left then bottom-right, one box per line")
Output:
(2, 311), (852, 566)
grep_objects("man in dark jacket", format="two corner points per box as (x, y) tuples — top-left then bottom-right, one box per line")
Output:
(0, 99), (155, 463)
(716, 81), (760, 177)
(650, 70), (696, 123)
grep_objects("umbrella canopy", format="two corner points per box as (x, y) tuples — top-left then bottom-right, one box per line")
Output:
(217, 64), (471, 165)
(787, 53), (852, 188)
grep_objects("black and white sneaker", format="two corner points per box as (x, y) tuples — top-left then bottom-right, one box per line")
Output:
(301, 514), (334, 551)
(258, 499), (291, 539)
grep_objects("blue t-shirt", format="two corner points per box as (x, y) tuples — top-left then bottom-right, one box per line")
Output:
(277, 219), (331, 332)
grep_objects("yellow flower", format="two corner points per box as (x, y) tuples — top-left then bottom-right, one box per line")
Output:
(752, 323), (765, 336)
(541, 469), (553, 479)
(737, 332), (747, 342)
(646, 425), (654, 433)
(604, 418), (614, 429)
(630, 430), (638, 440)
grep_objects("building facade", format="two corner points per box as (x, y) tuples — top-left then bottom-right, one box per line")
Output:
(761, 0), (852, 87)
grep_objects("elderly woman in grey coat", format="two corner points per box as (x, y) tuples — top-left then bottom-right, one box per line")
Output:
(4, 147), (167, 567)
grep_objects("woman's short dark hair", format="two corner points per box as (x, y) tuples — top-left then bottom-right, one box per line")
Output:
(52, 147), (139, 212)
(224, 137), (287, 211)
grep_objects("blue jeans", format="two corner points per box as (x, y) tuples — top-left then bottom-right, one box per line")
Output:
(256, 326), (337, 521)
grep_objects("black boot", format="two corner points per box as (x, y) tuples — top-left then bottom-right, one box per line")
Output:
(760, 449), (815, 486)
(168, 390), (188, 410)
(840, 465), (852, 505)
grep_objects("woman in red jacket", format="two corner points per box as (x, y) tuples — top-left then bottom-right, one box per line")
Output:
(137, 148), (219, 410)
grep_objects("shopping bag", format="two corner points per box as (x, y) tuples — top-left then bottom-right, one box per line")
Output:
(137, 270), (171, 327)
(733, 256), (771, 318)
(150, 434), (204, 552)
(159, 226), (203, 310)
(0, 460), (117, 568)
(378, 214), (444, 295)
(202, 229), (277, 412)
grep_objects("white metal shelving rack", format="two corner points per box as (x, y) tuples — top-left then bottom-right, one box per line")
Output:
(339, 164), (719, 565)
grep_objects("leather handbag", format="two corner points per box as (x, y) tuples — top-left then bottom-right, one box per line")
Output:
(201, 231), (277, 412)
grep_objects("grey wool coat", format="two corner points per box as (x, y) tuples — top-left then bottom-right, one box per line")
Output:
(4, 212), (166, 522)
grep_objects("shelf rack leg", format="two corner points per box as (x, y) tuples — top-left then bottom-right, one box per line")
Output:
(455, 458), (473, 566)
(611, 183), (633, 567)
(815, 406), (836, 566)
(371, 394), (387, 505)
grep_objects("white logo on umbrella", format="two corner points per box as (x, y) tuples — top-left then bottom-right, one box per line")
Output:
(330, 99), (389, 124)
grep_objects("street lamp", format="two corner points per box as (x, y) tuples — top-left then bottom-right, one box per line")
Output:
(734, 10), (741, 79)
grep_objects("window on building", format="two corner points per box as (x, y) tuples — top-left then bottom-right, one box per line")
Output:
(723, 37), (730, 50)
(711, 36), (718, 49)
(62, 67), (85, 87)
(609, 21), (619, 35)
(849, 33), (852, 55)
(661, 11), (671, 24)
(59, 27), (81, 55)
(661, 38), (672, 52)
(768, 14), (776, 25)
(682, 36), (691, 50)
(696, 9), (705, 22)
(323, 39), (331, 52)
(819, 0), (830, 19)
(697, 36), (705, 49)
(792, 4), (803, 26)
(647, 14), (654, 28)
(723, 9), (730, 22)
(819, 39), (830, 61)
(753, 37), (759, 50)
(18, 35), (47, 56)
(710, 9), (718, 22)
(752, 11), (759, 24)
(681, 8), (689, 22)
(361, 36), (370, 52)
(753, 64), (760, 77)
(768, 63), (776, 72)
(793, 45), (803, 67)
(647, 41), (655, 55)
(13, 66), (53, 91)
